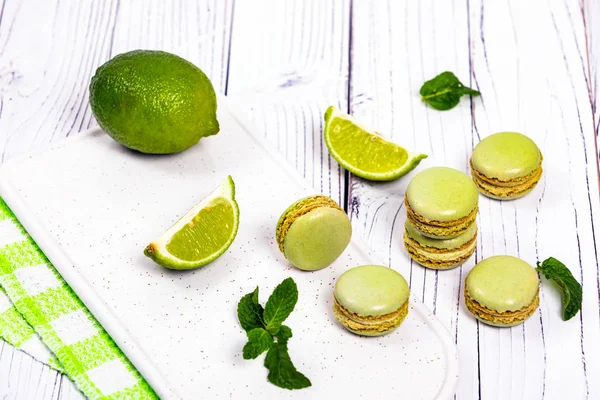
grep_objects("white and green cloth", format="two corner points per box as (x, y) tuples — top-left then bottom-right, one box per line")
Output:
(0, 199), (158, 399)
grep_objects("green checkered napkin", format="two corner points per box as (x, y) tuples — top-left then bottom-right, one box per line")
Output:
(0, 199), (158, 400)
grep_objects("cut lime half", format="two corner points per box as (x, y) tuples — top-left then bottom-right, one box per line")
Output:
(144, 176), (240, 270)
(324, 106), (427, 181)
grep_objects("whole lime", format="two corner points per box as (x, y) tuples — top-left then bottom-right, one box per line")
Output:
(89, 50), (219, 154)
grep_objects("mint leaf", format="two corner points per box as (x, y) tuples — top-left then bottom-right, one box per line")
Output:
(263, 278), (298, 335)
(277, 325), (293, 344)
(420, 71), (480, 111)
(536, 257), (583, 320)
(237, 287), (265, 332)
(243, 328), (274, 360)
(264, 343), (311, 390)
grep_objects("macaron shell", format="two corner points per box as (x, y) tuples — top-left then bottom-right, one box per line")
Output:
(283, 207), (351, 270)
(334, 265), (409, 316)
(346, 326), (399, 336)
(476, 186), (535, 200)
(471, 132), (541, 180)
(406, 167), (479, 222)
(466, 255), (539, 312)
(470, 313), (532, 327)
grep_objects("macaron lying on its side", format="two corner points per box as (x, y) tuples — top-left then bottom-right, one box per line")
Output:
(276, 195), (352, 271)
(333, 265), (410, 336)
(465, 255), (540, 327)
(404, 220), (477, 270)
(470, 132), (543, 200)
(405, 167), (479, 239)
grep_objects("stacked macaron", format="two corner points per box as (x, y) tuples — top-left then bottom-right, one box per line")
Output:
(403, 167), (479, 269)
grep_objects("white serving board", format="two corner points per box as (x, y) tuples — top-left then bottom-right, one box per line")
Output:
(0, 102), (458, 400)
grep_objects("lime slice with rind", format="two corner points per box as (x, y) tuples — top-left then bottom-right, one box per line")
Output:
(324, 106), (427, 181)
(144, 176), (240, 270)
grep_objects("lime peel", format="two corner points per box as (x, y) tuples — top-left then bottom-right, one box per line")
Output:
(144, 176), (240, 270)
(324, 106), (427, 181)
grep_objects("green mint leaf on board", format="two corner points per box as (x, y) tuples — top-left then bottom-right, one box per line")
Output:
(263, 278), (298, 335)
(536, 257), (582, 320)
(237, 287), (265, 332)
(242, 328), (274, 360)
(420, 71), (480, 111)
(238, 278), (310, 390)
(277, 325), (293, 344)
(264, 343), (312, 390)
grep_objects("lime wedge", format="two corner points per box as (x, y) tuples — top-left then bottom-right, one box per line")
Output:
(144, 176), (240, 270)
(324, 106), (427, 181)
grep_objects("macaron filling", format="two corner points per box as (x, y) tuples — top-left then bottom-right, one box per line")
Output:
(404, 235), (476, 269)
(333, 297), (409, 336)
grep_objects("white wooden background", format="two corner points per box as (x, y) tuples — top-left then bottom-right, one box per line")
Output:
(0, 0), (599, 399)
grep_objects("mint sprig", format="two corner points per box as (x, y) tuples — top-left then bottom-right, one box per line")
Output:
(536, 257), (582, 321)
(237, 278), (311, 390)
(420, 71), (480, 110)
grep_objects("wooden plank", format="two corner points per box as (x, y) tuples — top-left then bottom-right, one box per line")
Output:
(109, 0), (233, 93)
(0, 1), (234, 399)
(350, 0), (600, 398)
(0, 0), (120, 161)
(225, 0), (350, 204)
(469, 1), (600, 398)
(584, 0), (600, 169)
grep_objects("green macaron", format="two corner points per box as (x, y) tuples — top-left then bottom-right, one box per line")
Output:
(405, 167), (479, 239)
(276, 195), (352, 271)
(470, 132), (543, 200)
(465, 255), (540, 327)
(333, 265), (410, 336)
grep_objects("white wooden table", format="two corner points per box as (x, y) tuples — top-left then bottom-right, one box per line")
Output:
(1, 1), (599, 399)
